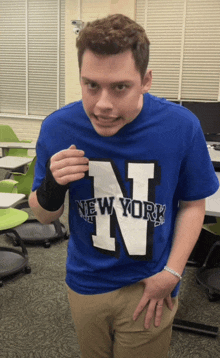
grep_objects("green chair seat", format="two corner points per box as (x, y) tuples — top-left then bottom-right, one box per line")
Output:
(0, 208), (28, 231)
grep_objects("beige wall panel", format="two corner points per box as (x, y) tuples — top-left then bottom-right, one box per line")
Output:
(82, 0), (110, 21)
(65, 0), (82, 104)
(110, 0), (135, 19)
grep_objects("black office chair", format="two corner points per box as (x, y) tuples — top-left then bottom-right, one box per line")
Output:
(173, 220), (220, 337)
(3, 158), (69, 248)
(196, 231), (220, 302)
(7, 216), (68, 248)
(188, 218), (220, 267)
(0, 208), (31, 287)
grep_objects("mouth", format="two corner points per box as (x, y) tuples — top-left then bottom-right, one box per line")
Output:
(93, 114), (121, 126)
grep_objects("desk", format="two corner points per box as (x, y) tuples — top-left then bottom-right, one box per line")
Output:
(0, 156), (32, 178)
(0, 193), (26, 209)
(0, 142), (36, 157)
(0, 156), (32, 170)
(207, 142), (220, 169)
(205, 172), (220, 217)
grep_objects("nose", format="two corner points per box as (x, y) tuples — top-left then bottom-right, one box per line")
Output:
(95, 89), (113, 112)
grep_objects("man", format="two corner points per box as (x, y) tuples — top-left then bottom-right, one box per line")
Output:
(29, 14), (219, 358)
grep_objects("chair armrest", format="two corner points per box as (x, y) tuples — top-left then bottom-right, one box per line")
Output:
(20, 140), (32, 143)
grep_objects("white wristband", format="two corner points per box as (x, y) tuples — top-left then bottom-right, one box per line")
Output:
(164, 266), (182, 280)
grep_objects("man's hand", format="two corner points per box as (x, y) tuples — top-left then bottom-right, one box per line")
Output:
(133, 270), (179, 329)
(50, 145), (89, 185)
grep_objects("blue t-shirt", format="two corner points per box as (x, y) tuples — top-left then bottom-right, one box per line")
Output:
(32, 93), (219, 297)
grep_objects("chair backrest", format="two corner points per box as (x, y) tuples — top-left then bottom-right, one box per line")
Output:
(6, 148), (29, 157)
(0, 125), (29, 156)
(203, 217), (220, 236)
(0, 125), (19, 142)
(13, 156), (37, 196)
(0, 180), (18, 193)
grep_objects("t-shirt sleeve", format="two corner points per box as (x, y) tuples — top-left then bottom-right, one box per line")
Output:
(176, 123), (219, 201)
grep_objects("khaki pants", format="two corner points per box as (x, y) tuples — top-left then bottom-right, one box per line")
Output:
(67, 282), (178, 358)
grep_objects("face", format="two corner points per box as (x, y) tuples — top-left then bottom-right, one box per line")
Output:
(80, 49), (152, 137)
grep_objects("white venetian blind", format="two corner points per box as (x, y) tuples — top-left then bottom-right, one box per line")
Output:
(0, 0), (65, 117)
(59, 0), (65, 107)
(135, 0), (146, 28)
(140, 0), (185, 101)
(0, 0), (26, 114)
(28, 0), (58, 115)
(181, 0), (220, 101)
(136, 0), (220, 102)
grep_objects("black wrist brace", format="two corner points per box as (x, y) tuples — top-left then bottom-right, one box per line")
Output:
(36, 159), (69, 212)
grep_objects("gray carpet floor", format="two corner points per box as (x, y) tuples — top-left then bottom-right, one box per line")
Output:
(1, 168), (220, 358)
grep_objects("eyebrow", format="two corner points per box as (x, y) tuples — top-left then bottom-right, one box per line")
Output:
(81, 76), (133, 85)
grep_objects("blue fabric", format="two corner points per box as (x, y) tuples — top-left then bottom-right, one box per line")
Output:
(32, 94), (219, 297)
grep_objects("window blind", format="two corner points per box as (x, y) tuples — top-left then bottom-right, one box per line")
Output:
(145, 0), (185, 101)
(181, 0), (220, 101)
(0, 0), (65, 117)
(136, 0), (220, 102)
(59, 0), (65, 108)
(0, 0), (26, 114)
(135, 0), (146, 27)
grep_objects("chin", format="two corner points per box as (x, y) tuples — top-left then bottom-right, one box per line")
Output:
(91, 122), (121, 137)
(95, 128), (118, 137)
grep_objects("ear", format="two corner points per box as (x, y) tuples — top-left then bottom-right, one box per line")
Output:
(141, 69), (152, 93)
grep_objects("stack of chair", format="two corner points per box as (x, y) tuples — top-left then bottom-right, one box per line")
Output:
(0, 180), (31, 287)
(195, 218), (220, 301)
(2, 157), (68, 248)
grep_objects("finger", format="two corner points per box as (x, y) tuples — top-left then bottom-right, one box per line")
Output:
(53, 164), (89, 185)
(56, 171), (87, 185)
(55, 164), (89, 179)
(165, 295), (174, 311)
(52, 148), (86, 162)
(133, 294), (149, 321)
(144, 300), (157, 329)
(52, 156), (89, 171)
(154, 300), (164, 327)
(69, 144), (76, 149)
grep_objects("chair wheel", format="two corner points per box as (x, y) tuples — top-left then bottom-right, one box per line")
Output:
(44, 241), (51, 248)
(64, 233), (69, 240)
(25, 266), (31, 274)
(196, 278), (200, 285)
(208, 292), (220, 302)
(0, 280), (3, 287)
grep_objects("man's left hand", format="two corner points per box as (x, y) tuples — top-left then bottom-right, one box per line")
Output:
(133, 270), (179, 329)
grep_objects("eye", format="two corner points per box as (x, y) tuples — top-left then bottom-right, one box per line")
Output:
(87, 82), (98, 90)
(115, 84), (129, 91)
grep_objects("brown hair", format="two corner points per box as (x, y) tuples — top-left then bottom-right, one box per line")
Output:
(76, 14), (150, 80)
